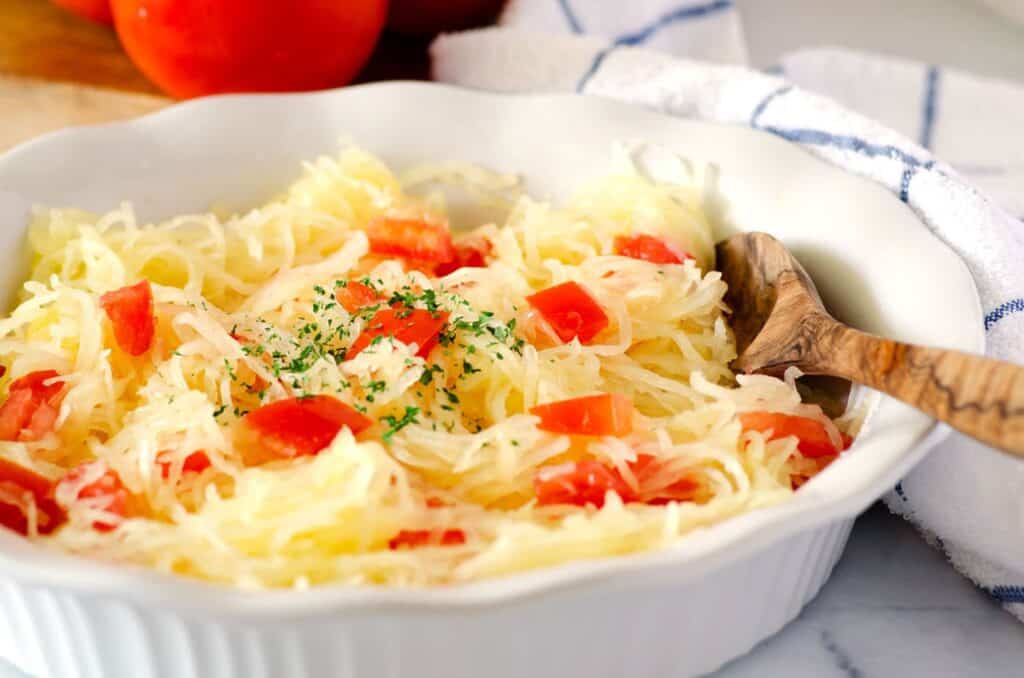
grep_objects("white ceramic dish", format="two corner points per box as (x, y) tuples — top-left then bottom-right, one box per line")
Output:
(0, 82), (982, 678)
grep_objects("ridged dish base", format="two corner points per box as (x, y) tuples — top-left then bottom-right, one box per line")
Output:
(0, 518), (853, 678)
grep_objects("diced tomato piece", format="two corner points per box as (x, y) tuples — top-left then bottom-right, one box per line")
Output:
(0, 459), (54, 503)
(336, 280), (382, 313)
(739, 411), (848, 459)
(8, 371), (64, 404)
(535, 460), (638, 508)
(100, 280), (155, 356)
(530, 393), (633, 436)
(348, 308), (450, 359)
(435, 237), (492, 276)
(525, 281), (608, 344)
(23, 401), (60, 442)
(367, 217), (456, 264)
(628, 454), (700, 504)
(243, 395), (373, 459)
(400, 258), (445, 276)
(0, 457), (65, 535)
(0, 370), (65, 442)
(425, 497), (450, 508)
(57, 463), (131, 532)
(0, 390), (41, 442)
(388, 528), (466, 549)
(534, 454), (701, 508)
(156, 450), (212, 478)
(613, 234), (693, 265)
(791, 454), (838, 490)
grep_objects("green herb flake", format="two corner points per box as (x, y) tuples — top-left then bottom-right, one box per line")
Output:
(380, 406), (420, 443)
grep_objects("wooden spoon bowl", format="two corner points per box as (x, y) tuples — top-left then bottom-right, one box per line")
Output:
(716, 232), (1024, 456)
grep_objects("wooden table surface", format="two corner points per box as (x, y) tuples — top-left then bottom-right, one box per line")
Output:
(0, 0), (431, 95)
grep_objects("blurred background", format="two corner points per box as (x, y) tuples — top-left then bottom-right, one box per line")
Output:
(2, 0), (1024, 116)
(4, 0), (1024, 153)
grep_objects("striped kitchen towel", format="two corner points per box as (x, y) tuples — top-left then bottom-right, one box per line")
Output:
(432, 0), (1024, 621)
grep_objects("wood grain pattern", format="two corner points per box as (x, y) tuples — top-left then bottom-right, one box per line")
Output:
(0, 1), (432, 152)
(0, 0), (157, 94)
(0, 0), (431, 96)
(717, 232), (1024, 457)
(0, 74), (167, 152)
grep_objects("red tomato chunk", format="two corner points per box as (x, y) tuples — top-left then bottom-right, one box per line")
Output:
(530, 393), (634, 437)
(389, 528), (466, 550)
(156, 450), (212, 478)
(0, 370), (66, 442)
(613, 234), (693, 265)
(535, 460), (637, 508)
(739, 411), (851, 458)
(435, 237), (492, 276)
(57, 463), (132, 532)
(534, 454), (701, 508)
(367, 218), (456, 265)
(100, 280), (156, 356)
(348, 308), (450, 359)
(244, 395), (373, 459)
(629, 454), (701, 505)
(0, 458), (65, 535)
(525, 281), (608, 344)
(336, 280), (382, 313)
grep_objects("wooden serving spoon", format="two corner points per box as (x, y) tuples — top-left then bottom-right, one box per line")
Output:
(716, 231), (1024, 456)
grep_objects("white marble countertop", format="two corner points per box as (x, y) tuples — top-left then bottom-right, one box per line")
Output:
(716, 505), (1024, 678)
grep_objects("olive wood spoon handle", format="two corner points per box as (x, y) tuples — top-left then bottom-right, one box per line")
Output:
(716, 232), (1024, 457)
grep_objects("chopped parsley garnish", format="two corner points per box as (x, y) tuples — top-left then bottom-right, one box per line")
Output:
(226, 280), (528, 441)
(419, 364), (443, 386)
(286, 344), (318, 373)
(365, 380), (386, 402)
(380, 406), (420, 442)
(241, 343), (265, 357)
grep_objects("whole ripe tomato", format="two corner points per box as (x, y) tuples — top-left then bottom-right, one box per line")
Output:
(51, 0), (113, 24)
(387, 0), (504, 34)
(110, 0), (389, 99)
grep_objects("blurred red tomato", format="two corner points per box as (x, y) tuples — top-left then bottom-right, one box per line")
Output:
(51, 0), (113, 24)
(110, 0), (389, 99)
(388, 0), (504, 34)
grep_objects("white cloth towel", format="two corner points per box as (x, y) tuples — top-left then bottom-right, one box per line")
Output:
(431, 0), (1024, 620)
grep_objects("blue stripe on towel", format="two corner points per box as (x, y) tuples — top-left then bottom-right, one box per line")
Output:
(899, 166), (915, 203)
(614, 0), (734, 46)
(750, 85), (793, 127)
(984, 298), (1024, 331)
(747, 87), (954, 208)
(575, 0), (734, 88)
(757, 126), (931, 168)
(989, 586), (1024, 603)
(748, 84), (937, 204)
(749, 85), (939, 172)
(920, 66), (941, 149)
(557, 0), (584, 33)
(576, 47), (616, 92)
